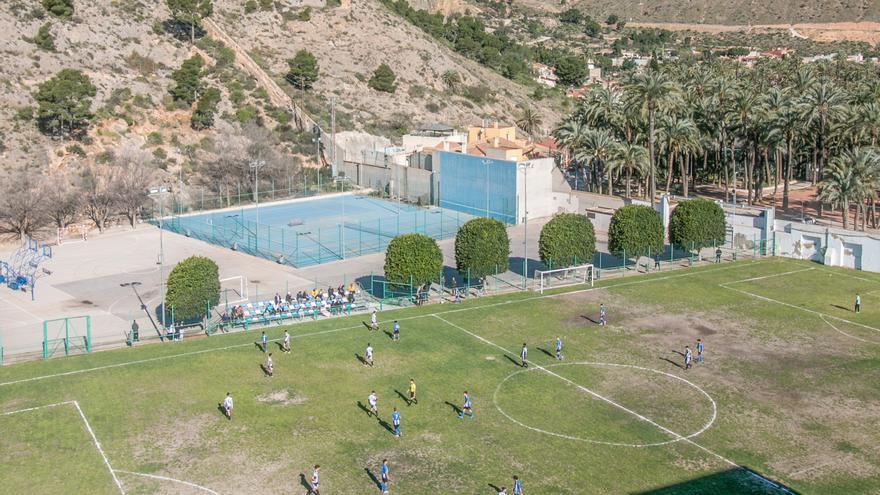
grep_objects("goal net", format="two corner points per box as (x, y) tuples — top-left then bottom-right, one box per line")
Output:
(220, 275), (248, 307)
(57, 224), (88, 245)
(535, 263), (594, 294)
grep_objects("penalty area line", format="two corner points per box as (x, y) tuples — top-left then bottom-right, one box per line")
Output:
(431, 314), (795, 495)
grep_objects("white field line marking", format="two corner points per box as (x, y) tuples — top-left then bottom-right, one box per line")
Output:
(115, 471), (221, 495)
(819, 314), (880, 345)
(492, 361), (717, 447)
(819, 268), (880, 285)
(0, 260), (774, 388)
(432, 314), (794, 494)
(0, 292), (43, 322)
(1, 400), (125, 494)
(73, 400), (126, 494)
(721, 285), (880, 334)
(721, 267), (815, 285)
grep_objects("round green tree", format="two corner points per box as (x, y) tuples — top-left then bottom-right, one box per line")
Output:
(368, 64), (397, 93)
(384, 233), (442, 287)
(538, 213), (596, 267)
(608, 205), (664, 258)
(286, 49), (319, 90)
(668, 198), (726, 252)
(454, 218), (510, 280)
(165, 255), (220, 322)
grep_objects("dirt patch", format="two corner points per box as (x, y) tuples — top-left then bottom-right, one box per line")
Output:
(256, 389), (308, 406)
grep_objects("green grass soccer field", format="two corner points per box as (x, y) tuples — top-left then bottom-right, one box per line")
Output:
(1, 258), (879, 494)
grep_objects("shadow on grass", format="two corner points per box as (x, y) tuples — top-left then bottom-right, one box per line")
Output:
(364, 467), (381, 489)
(444, 401), (461, 415)
(830, 303), (853, 312)
(629, 466), (800, 494)
(659, 357), (684, 370)
(383, 330), (394, 340)
(489, 483), (503, 493)
(537, 347), (554, 358)
(394, 389), (410, 405)
(259, 364), (273, 377)
(355, 353), (366, 365)
(503, 354), (523, 367)
(357, 401), (372, 417)
(581, 315), (598, 324)
(378, 418), (394, 434)
(298, 473), (311, 492)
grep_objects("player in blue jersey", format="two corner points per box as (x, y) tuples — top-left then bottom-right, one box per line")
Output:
(599, 303), (607, 326)
(555, 336), (563, 360)
(391, 407), (401, 437)
(513, 475), (524, 495)
(380, 459), (390, 493)
(696, 339), (704, 364)
(260, 331), (268, 352)
(459, 390), (474, 419)
(392, 321), (400, 341)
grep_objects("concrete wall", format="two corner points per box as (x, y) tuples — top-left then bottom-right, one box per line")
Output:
(338, 161), (435, 205)
(774, 221), (880, 271)
(516, 158), (559, 222)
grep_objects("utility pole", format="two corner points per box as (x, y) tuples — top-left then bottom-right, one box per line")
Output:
(149, 186), (169, 331)
(330, 96), (337, 178)
(518, 163), (533, 289)
(250, 159), (266, 226)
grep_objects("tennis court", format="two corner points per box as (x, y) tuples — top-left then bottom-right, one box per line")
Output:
(162, 194), (477, 268)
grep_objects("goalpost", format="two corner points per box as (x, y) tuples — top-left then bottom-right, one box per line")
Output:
(57, 224), (88, 245)
(220, 275), (249, 307)
(535, 263), (594, 294)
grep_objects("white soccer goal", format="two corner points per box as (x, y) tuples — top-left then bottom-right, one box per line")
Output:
(535, 263), (594, 294)
(220, 275), (249, 306)
(57, 224), (88, 245)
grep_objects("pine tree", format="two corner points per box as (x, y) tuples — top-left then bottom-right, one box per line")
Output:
(368, 64), (397, 93)
(169, 55), (204, 105)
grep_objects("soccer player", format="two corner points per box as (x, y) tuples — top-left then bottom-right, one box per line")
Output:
(365, 343), (374, 367)
(555, 336), (563, 361)
(459, 390), (473, 419)
(392, 321), (400, 341)
(266, 353), (274, 377)
(282, 330), (291, 353)
(599, 303), (607, 326)
(696, 339), (704, 364)
(260, 331), (268, 353)
(391, 407), (401, 437)
(684, 345), (692, 370)
(310, 465), (320, 495)
(222, 392), (233, 420)
(368, 390), (378, 418)
(497, 487), (507, 495)
(408, 378), (417, 405)
(855, 293), (861, 313)
(520, 343), (528, 368)
(380, 459), (391, 494)
(513, 475), (523, 495)
(370, 310), (379, 331)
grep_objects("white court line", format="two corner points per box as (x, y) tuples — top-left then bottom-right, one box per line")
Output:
(492, 361), (717, 447)
(721, 285), (880, 334)
(74, 401), (126, 494)
(721, 267), (815, 285)
(432, 314), (794, 494)
(819, 315), (880, 345)
(1, 400), (75, 416)
(0, 260), (773, 388)
(115, 471), (221, 495)
(0, 291), (43, 322)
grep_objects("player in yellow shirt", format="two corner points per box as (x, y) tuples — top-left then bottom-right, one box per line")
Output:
(408, 378), (418, 405)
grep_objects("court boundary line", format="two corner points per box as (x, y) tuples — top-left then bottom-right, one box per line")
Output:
(819, 314), (880, 345)
(492, 361), (717, 447)
(1, 401), (222, 495)
(0, 260), (775, 388)
(432, 314), (794, 494)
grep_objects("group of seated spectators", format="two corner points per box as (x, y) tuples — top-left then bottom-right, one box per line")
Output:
(220, 283), (360, 324)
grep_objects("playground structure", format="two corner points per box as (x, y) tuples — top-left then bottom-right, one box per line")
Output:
(0, 236), (53, 301)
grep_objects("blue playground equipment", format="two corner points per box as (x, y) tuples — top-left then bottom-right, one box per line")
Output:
(0, 236), (52, 301)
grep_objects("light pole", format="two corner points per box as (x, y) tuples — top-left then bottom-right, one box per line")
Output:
(482, 159), (492, 219)
(518, 163), (533, 289)
(148, 186), (169, 331)
(250, 159), (266, 226)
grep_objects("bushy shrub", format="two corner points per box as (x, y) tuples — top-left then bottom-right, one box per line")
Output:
(455, 218), (510, 280)
(538, 213), (596, 267)
(669, 198), (726, 251)
(608, 205), (664, 258)
(368, 64), (397, 93)
(384, 234), (442, 287)
(165, 256), (220, 321)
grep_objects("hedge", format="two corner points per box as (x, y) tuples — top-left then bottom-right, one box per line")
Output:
(454, 218), (510, 280)
(538, 213), (596, 267)
(608, 204), (664, 258)
(668, 198), (726, 251)
(165, 255), (220, 322)
(384, 233), (443, 287)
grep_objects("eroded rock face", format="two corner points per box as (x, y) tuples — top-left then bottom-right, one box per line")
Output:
(405, 0), (470, 16)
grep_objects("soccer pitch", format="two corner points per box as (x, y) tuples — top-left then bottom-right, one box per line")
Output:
(1, 259), (879, 494)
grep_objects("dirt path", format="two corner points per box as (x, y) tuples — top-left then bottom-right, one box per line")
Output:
(628, 21), (880, 45)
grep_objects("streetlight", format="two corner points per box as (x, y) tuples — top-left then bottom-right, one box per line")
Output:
(481, 159), (492, 219)
(518, 162), (534, 290)
(337, 176), (351, 260)
(148, 186), (169, 331)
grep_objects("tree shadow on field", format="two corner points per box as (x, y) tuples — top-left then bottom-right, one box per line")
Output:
(298, 473), (311, 492)
(830, 304), (853, 312)
(660, 357), (684, 370)
(394, 389), (410, 405)
(444, 401), (462, 415)
(537, 347), (554, 358)
(364, 467), (381, 489)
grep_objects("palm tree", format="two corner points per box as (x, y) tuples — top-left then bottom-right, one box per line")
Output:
(623, 71), (679, 206)
(441, 70), (461, 93)
(799, 81), (847, 184)
(574, 129), (618, 195)
(612, 142), (649, 198)
(818, 149), (867, 230)
(658, 115), (698, 196)
(852, 103), (880, 147)
(516, 107), (543, 137)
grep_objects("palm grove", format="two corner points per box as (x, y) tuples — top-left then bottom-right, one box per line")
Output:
(553, 58), (880, 230)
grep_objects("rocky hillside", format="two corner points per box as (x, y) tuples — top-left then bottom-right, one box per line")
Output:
(514, 0), (879, 25)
